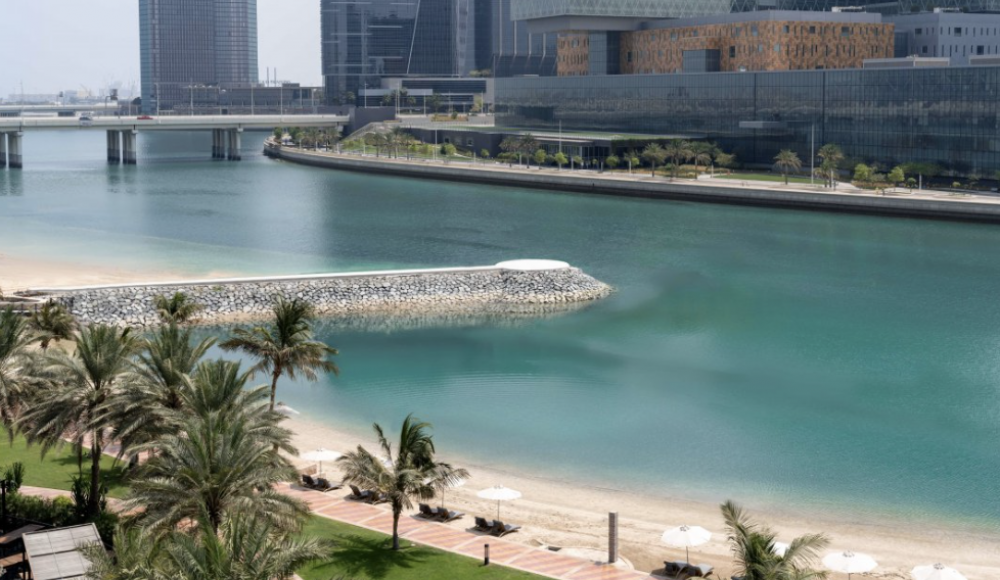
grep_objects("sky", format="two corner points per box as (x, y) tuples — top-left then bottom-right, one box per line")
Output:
(0, 1), (322, 98)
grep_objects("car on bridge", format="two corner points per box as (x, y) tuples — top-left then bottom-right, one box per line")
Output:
(79, 115), (93, 126)
(137, 115), (154, 120)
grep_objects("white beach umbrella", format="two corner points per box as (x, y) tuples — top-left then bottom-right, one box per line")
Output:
(477, 485), (521, 520)
(823, 551), (878, 580)
(773, 542), (790, 557)
(300, 448), (342, 475)
(424, 475), (466, 508)
(661, 525), (712, 563)
(911, 564), (967, 580)
(275, 402), (300, 416)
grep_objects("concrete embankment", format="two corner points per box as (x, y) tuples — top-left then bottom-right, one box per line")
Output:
(266, 143), (1000, 223)
(31, 261), (612, 328)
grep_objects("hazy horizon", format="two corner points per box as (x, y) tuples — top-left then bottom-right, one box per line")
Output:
(0, 1), (322, 98)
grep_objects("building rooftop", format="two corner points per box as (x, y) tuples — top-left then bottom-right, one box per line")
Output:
(641, 9), (884, 30)
(23, 524), (103, 580)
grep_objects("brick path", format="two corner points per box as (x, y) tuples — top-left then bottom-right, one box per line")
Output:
(278, 482), (659, 580)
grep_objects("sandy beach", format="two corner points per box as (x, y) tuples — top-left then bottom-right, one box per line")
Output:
(286, 415), (1000, 580)
(0, 253), (238, 294)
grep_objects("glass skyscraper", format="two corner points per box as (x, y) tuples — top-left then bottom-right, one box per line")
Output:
(321, 0), (474, 102)
(139, 0), (258, 114)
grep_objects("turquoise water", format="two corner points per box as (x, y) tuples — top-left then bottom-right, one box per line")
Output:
(2, 132), (999, 531)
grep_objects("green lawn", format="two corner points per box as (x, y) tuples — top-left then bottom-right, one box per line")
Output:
(718, 172), (816, 185)
(1, 430), (130, 498)
(298, 517), (547, 580)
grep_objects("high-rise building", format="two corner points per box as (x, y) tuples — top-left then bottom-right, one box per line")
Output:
(474, 0), (558, 77)
(321, 0), (474, 103)
(139, 0), (258, 114)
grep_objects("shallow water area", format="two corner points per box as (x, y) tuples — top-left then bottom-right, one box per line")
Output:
(2, 130), (999, 536)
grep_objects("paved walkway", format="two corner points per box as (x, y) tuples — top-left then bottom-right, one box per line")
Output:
(278, 482), (659, 580)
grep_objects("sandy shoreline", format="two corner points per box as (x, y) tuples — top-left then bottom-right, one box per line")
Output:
(285, 415), (1000, 580)
(0, 253), (243, 295)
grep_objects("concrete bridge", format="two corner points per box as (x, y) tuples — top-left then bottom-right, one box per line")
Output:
(0, 114), (348, 168)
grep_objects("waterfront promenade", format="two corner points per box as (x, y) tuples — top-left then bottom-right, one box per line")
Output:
(266, 142), (1000, 223)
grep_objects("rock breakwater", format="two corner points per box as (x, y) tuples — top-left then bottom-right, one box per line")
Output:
(37, 262), (613, 328)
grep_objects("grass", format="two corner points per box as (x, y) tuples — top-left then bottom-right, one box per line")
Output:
(718, 172), (816, 185)
(1, 429), (130, 498)
(297, 517), (547, 580)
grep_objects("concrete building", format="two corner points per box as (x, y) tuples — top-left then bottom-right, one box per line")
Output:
(888, 10), (1000, 64)
(139, 0), (259, 114)
(474, 0), (559, 77)
(558, 11), (893, 76)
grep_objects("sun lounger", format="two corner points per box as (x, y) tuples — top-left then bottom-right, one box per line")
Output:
(418, 503), (441, 519)
(367, 492), (388, 504)
(301, 474), (319, 489)
(664, 561), (686, 577)
(348, 485), (373, 501)
(474, 517), (495, 532)
(436, 509), (464, 523)
(491, 520), (521, 537)
(681, 563), (714, 578)
(315, 478), (342, 492)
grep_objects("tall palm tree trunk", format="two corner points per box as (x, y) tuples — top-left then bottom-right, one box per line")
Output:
(89, 436), (102, 517)
(269, 366), (282, 412)
(392, 503), (402, 550)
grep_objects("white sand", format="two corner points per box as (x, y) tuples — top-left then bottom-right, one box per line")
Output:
(0, 253), (238, 294)
(286, 416), (1000, 580)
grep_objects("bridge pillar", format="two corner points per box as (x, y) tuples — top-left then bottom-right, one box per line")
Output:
(106, 130), (121, 164)
(8, 132), (22, 169)
(227, 128), (242, 161)
(211, 129), (221, 159)
(122, 130), (137, 165)
(0, 132), (7, 169)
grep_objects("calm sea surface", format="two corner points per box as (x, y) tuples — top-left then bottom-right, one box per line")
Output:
(2, 131), (999, 531)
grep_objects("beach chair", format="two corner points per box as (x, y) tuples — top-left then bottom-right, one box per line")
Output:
(681, 563), (714, 578)
(368, 492), (388, 504)
(474, 517), (494, 532)
(491, 520), (521, 537)
(664, 561), (685, 577)
(315, 478), (342, 492)
(348, 485), (372, 501)
(301, 474), (319, 489)
(436, 509), (465, 523)
(418, 503), (440, 519)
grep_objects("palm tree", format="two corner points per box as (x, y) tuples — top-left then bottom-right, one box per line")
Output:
(18, 324), (140, 517)
(115, 324), (215, 453)
(642, 143), (667, 178)
(153, 292), (202, 325)
(339, 414), (463, 550)
(0, 307), (36, 427)
(85, 515), (326, 580)
(722, 500), (829, 580)
(82, 524), (167, 580)
(29, 301), (77, 351)
(693, 150), (714, 175)
(818, 144), (844, 188)
(774, 150), (803, 185)
(664, 140), (694, 180)
(220, 297), (338, 412)
(126, 364), (306, 534)
(162, 513), (326, 580)
(500, 137), (520, 167)
(517, 134), (539, 167)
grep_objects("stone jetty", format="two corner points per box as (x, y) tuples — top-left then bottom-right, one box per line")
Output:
(30, 260), (613, 328)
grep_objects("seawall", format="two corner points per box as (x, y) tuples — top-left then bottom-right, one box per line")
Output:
(31, 261), (613, 328)
(265, 143), (1000, 223)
